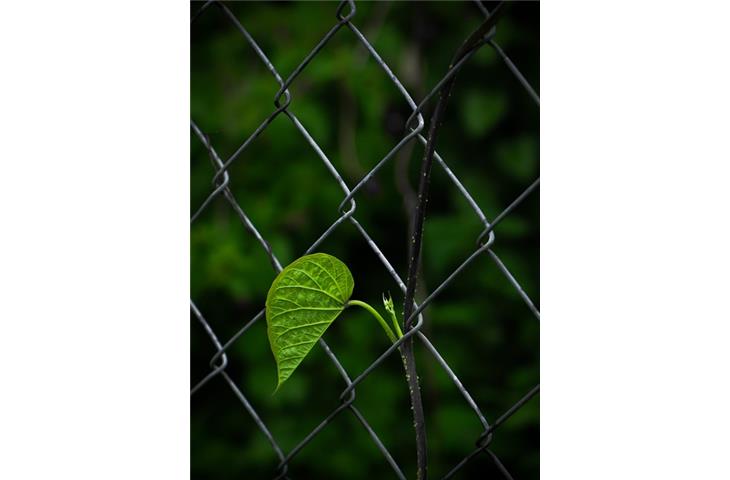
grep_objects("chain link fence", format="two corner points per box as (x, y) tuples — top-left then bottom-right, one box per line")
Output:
(191, 1), (539, 478)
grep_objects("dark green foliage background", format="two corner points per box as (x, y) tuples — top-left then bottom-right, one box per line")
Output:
(191, 1), (538, 478)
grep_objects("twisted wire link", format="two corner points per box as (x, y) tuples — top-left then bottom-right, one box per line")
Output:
(191, 1), (539, 478)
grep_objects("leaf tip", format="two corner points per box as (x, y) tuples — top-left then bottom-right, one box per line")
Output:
(272, 379), (284, 395)
(382, 291), (395, 315)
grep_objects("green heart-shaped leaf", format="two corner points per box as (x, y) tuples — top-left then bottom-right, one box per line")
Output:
(266, 253), (354, 391)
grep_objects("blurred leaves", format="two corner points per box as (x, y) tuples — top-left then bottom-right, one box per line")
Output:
(460, 88), (508, 138)
(496, 135), (539, 181)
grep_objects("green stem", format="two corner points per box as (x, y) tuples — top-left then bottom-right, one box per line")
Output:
(386, 306), (404, 339)
(346, 300), (397, 343)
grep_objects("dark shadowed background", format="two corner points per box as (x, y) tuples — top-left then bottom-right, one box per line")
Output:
(191, 1), (538, 478)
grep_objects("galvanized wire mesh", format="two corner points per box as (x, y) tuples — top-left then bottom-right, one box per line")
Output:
(191, 1), (539, 478)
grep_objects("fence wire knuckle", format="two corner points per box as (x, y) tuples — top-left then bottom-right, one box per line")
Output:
(191, 1), (539, 478)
